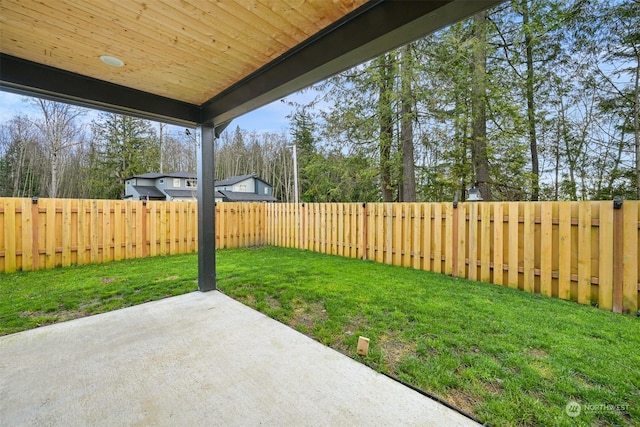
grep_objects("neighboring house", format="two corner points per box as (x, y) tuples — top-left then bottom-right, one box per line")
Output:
(214, 173), (277, 202)
(124, 172), (198, 201)
(124, 172), (277, 202)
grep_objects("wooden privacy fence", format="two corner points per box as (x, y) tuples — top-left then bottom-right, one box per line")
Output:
(0, 198), (264, 273)
(2, 198), (639, 314)
(266, 202), (640, 314)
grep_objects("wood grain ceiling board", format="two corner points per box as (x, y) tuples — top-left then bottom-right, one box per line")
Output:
(0, 0), (367, 105)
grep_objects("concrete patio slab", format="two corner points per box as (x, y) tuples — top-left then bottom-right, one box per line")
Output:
(1, 291), (479, 426)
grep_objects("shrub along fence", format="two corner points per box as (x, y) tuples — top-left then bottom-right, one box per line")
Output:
(1, 198), (638, 314)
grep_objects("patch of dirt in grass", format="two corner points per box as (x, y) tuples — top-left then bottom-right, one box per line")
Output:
(529, 348), (548, 359)
(446, 389), (479, 417)
(378, 332), (416, 372)
(248, 294), (258, 306)
(531, 362), (554, 380)
(290, 301), (327, 330)
(343, 313), (368, 336)
(575, 374), (598, 390)
(265, 295), (282, 310)
(330, 314), (369, 356)
(102, 277), (117, 284)
(162, 275), (180, 281)
(20, 308), (88, 324)
(239, 294), (257, 308)
(483, 380), (504, 396)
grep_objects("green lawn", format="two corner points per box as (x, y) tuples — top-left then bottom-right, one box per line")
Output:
(1, 246), (638, 426)
(0, 254), (198, 334)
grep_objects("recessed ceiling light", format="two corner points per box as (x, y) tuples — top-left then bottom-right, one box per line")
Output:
(100, 55), (125, 67)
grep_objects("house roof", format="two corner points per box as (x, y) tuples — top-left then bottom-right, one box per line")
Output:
(132, 186), (165, 199)
(128, 172), (197, 180)
(215, 173), (260, 187)
(219, 190), (277, 203)
(0, 1), (501, 128)
(164, 189), (197, 198)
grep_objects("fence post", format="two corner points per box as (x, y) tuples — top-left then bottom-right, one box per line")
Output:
(141, 200), (148, 258)
(362, 203), (368, 260)
(452, 201), (459, 277)
(31, 197), (40, 270)
(612, 199), (623, 313)
(301, 203), (306, 250)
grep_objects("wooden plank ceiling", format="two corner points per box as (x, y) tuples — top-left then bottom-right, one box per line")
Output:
(1, 1), (503, 126)
(0, 0), (366, 106)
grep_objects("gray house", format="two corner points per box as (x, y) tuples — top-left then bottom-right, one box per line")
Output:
(124, 172), (198, 201)
(214, 173), (276, 202)
(124, 172), (276, 202)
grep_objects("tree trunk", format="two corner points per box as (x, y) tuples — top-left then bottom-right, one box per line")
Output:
(378, 53), (395, 202)
(523, 0), (540, 200)
(554, 119), (560, 201)
(471, 12), (491, 201)
(400, 45), (416, 202)
(634, 51), (640, 199)
(159, 123), (164, 174)
(50, 152), (58, 198)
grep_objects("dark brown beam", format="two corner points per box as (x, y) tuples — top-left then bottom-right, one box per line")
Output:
(0, 54), (200, 126)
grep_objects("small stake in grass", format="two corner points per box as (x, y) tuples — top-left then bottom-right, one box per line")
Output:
(357, 336), (370, 356)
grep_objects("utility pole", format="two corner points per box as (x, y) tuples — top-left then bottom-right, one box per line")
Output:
(159, 123), (164, 173)
(292, 143), (299, 203)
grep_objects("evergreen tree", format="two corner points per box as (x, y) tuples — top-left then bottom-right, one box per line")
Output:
(90, 113), (158, 199)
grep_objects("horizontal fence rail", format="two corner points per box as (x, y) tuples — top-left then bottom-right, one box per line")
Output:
(1, 198), (639, 314)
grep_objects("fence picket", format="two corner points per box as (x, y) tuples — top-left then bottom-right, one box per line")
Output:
(599, 202), (614, 310)
(422, 203), (431, 271)
(507, 202), (519, 289)
(412, 203), (421, 270)
(523, 203), (535, 293)
(3, 199), (16, 273)
(61, 199), (72, 267)
(104, 200), (114, 262)
(623, 202), (638, 313)
(578, 202), (592, 304)
(468, 202), (478, 282)
(20, 199), (33, 271)
(480, 203), (491, 283)
(540, 202), (553, 296)
(437, 203), (446, 274)
(77, 199), (86, 265)
(457, 203), (467, 278)
(558, 203), (572, 300)
(350, 204), (358, 258)
(493, 203), (504, 286)
(374, 204), (383, 263)
(89, 200), (98, 264)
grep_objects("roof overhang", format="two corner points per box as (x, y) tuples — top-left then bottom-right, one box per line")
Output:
(1, 1), (502, 130)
